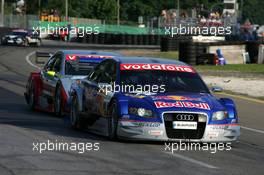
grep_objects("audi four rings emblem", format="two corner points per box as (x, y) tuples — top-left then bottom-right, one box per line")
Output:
(176, 114), (194, 121)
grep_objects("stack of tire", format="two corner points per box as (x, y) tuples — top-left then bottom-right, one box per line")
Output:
(0, 27), (11, 37)
(160, 36), (192, 51)
(246, 41), (259, 63)
(196, 43), (208, 65)
(81, 33), (162, 45)
(196, 53), (216, 65)
(179, 42), (197, 65)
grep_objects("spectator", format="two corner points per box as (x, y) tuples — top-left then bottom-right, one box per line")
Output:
(253, 26), (259, 41)
(171, 11), (177, 26)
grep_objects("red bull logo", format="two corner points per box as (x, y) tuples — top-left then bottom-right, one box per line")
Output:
(152, 96), (202, 101)
(154, 101), (210, 110)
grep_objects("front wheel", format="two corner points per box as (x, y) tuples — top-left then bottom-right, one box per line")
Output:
(108, 102), (119, 140)
(70, 94), (86, 130)
(54, 85), (62, 116)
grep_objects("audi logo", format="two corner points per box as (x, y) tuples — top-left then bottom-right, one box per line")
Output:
(176, 114), (194, 121)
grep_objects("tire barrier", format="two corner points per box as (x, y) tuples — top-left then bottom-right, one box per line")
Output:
(196, 53), (216, 65)
(179, 42), (197, 65)
(179, 41), (260, 65)
(160, 36), (192, 52)
(78, 33), (162, 45)
(0, 27), (12, 38)
(246, 41), (259, 63)
(138, 35), (143, 45)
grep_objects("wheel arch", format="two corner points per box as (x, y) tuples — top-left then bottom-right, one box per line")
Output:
(28, 72), (42, 99)
(70, 87), (84, 112)
(108, 97), (129, 117)
(219, 98), (237, 118)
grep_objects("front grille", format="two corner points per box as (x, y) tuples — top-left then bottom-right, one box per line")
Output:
(163, 113), (206, 139)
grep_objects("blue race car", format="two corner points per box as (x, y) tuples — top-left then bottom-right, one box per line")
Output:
(69, 56), (240, 142)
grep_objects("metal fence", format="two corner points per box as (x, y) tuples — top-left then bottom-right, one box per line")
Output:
(0, 13), (238, 35)
(0, 14), (102, 29)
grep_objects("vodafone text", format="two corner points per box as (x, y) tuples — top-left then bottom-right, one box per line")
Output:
(120, 64), (195, 73)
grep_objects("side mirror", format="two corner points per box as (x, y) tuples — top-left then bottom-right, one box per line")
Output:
(47, 71), (56, 77)
(211, 86), (223, 93)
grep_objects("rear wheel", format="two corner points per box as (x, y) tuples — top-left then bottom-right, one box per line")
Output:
(23, 39), (29, 47)
(108, 102), (119, 140)
(28, 82), (35, 110)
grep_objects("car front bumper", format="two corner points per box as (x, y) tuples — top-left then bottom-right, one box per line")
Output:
(117, 120), (240, 142)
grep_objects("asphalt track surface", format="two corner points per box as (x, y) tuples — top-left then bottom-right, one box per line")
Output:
(0, 42), (263, 175)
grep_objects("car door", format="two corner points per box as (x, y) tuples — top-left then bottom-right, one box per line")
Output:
(41, 55), (56, 98)
(41, 52), (63, 99)
(95, 60), (117, 117)
(84, 60), (117, 117)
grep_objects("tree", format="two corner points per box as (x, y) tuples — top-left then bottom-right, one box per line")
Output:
(24, 0), (264, 25)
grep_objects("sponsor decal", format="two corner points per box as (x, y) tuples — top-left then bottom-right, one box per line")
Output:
(66, 55), (77, 61)
(120, 64), (195, 73)
(148, 130), (164, 136)
(134, 122), (161, 127)
(119, 120), (161, 127)
(210, 125), (228, 130)
(66, 54), (113, 61)
(152, 95), (201, 101)
(154, 101), (210, 110)
(173, 121), (198, 130)
(206, 132), (219, 139)
(125, 94), (146, 99)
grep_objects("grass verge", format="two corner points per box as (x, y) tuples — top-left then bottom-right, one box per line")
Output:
(195, 64), (264, 74)
(119, 50), (179, 60)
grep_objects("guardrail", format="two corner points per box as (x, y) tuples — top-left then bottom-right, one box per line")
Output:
(35, 51), (53, 64)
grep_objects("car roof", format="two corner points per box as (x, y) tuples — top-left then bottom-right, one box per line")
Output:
(113, 56), (188, 66)
(12, 29), (27, 33)
(61, 50), (122, 57)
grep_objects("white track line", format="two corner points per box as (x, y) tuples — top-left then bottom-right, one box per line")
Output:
(164, 152), (218, 169)
(241, 126), (264, 134)
(25, 51), (40, 69)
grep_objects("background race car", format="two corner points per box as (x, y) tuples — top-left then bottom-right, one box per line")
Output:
(1, 29), (41, 46)
(69, 57), (240, 142)
(24, 50), (121, 116)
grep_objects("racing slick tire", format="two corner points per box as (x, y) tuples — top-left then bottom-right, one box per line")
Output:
(54, 85), (63, 116)
(28, 81), (36, 110)
(23, 39), (29, 47)
(70, 94), (86, 130)
(108, 101), (119, 140)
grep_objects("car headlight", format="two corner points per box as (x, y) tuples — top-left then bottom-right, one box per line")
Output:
(212, 111), (228, 121)
(129, 107), (154, 118)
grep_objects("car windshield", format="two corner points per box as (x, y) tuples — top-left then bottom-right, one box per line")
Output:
(12, 32), (27, 36)
(65, 60), (99, 75)
(120, 70), (209, 93)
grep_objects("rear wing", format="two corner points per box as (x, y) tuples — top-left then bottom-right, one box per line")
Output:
(35, 51), (53, 64)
